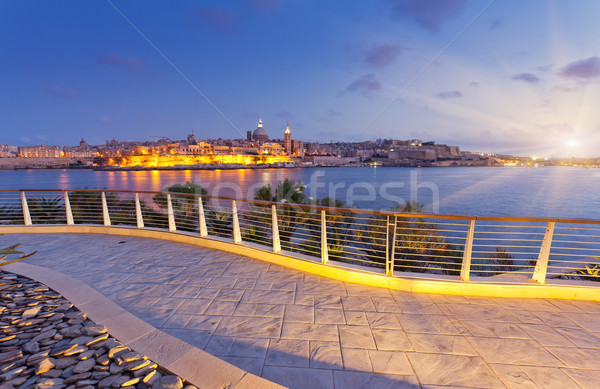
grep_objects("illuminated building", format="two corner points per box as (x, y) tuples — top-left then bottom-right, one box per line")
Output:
(19, 145), (62, 158)
(252, 119), (269, 142)
(284, 121), (292, 155)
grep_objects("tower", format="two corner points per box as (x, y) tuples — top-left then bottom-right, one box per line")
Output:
(284, 121), (292, 155)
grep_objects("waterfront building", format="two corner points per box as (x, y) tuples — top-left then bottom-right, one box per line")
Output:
(19, 145), (62, 158)
(0, 144), (19, 158)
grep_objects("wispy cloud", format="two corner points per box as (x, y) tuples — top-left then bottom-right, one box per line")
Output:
(387, 0), (468, 33)
(275, 110), (293, 118)
(42, 85), (77, 99)
(511, 73), (541, 83)
(344, 74), (382, 96)
(242, 0), (281, 11)
(364, 43), (404, 68)
(558, 57), (600, 80)
(98, 54), (145, 74)
(489, 18), (502, 30)
(437, 90), (463, 99)
(187, 7), (239, 32)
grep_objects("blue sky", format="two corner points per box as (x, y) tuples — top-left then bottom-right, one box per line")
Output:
(1, 0), (599, 157)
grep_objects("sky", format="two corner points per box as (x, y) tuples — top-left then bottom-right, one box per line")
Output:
(1, 0), (600, 157)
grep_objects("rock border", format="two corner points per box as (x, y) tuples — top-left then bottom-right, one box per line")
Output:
(3, 262), (282, 389)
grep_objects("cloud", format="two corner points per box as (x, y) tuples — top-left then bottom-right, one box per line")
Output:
(42, 85), (77, 99)
(242, 0), (281, 11)
(489, 18), (502, 30)
(275, 110), (293, 118)
(98, 54), (145, 74)
(469, 81), (479, 87)
(558, 57), (600, 80)
(364, 43), (404, 67)
(511, 73), (541, 83)
(187, 7), (239, 32)
(437, 90), (463, 99)
(344, 74), (382, 96)
(99, 115), (113, 124)
(387, 0), (468, 33)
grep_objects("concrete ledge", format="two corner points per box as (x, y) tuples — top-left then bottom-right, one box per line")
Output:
(2, 224), (600, 301)
(2, 260), (283, 389)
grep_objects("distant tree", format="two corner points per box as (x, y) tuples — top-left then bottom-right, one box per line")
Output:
(153, 182), (207, 232)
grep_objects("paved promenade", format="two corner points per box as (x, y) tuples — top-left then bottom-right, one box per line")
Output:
(3, 233), (600, 388)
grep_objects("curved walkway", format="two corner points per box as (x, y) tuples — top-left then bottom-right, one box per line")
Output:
(3, 233), (600, 388)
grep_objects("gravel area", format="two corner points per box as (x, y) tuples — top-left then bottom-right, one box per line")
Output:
(0, 271), (197, 389)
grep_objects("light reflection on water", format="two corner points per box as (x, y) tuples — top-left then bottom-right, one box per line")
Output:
(0, 166), (598, 219)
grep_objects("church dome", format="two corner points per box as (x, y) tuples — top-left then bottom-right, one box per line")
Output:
(252, 119), (269, 141)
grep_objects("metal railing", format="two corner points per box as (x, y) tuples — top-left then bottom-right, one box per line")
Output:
(1, 188), (600, 285)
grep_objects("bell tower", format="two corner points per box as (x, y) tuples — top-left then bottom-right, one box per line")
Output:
(284, 121), (292, 155)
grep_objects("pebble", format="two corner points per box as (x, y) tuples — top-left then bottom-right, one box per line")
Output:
(0, 272), (194, 389)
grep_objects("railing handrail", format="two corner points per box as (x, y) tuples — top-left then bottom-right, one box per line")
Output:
(3, 188), (600, 225)
(2, 187), (600, 288)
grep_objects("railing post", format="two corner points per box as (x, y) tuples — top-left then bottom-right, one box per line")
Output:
(101, 192), (111, 227)
(198, 197), (207, 237)
(460, 219), (476, 282)
(20, 191), (32, 226)
(272, 205), (281, 253)
(135, 193), (144, 228)
(321, 209), (329, 264)
(532, 221), (555, 284)
(388, 216), (397, 276)
(167, 194), (176, 232)
(232, 200), (242, 243)
(64, 191), (74, 226)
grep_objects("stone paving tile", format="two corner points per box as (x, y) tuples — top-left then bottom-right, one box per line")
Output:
(366, 312), (402, 329)
(339, 325), (376, 349)
(406, 333), (477, 355)
(333, 371), (420, 389)
(546, 346), (600, 369)
(262, 366), (334, 389)
(517, 323), (576, 347)
(341, 348), (373, 371)
(344, 310), (369, 326)
(561, 312), (600, 332)
(562, 368), (600, 388)
(372, 328), (414, 351)
(284, 304), (314, 322)
(533, 311), (581, 328)
(446, 303), (517, 322)
(309, 341), (343, 370)
(368, 350), (413, 375)
(204, 300), (238, 315)
(467, 337), (565, 366)
(315, 308), (346, 324)
(461, 320), (531, 339)
(265, 339), (310, 367)
(280, 322), (338, 341)
(178, 298), (213, 314)
(241, 289), (294, 304)
(489, 364), (537, 388)
(230, 337), (270, 358)
(554, 326), (600, 348)
(215, 316), (282, 337)
(221, 356), (264, 376)
(407, 352), (504, 388)
(314, 295), (343, 309)
(204, 335), (235, 356)
(162, 328), (212, 350)
(341, 296), (376, 312)
(185, 315), (222, 331)
(519, 365), (580, 387)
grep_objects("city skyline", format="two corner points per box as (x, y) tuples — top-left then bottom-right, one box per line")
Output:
(2, 1), (599, 158)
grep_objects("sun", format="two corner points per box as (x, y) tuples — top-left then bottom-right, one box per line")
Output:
(565, 139), (579, 148)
